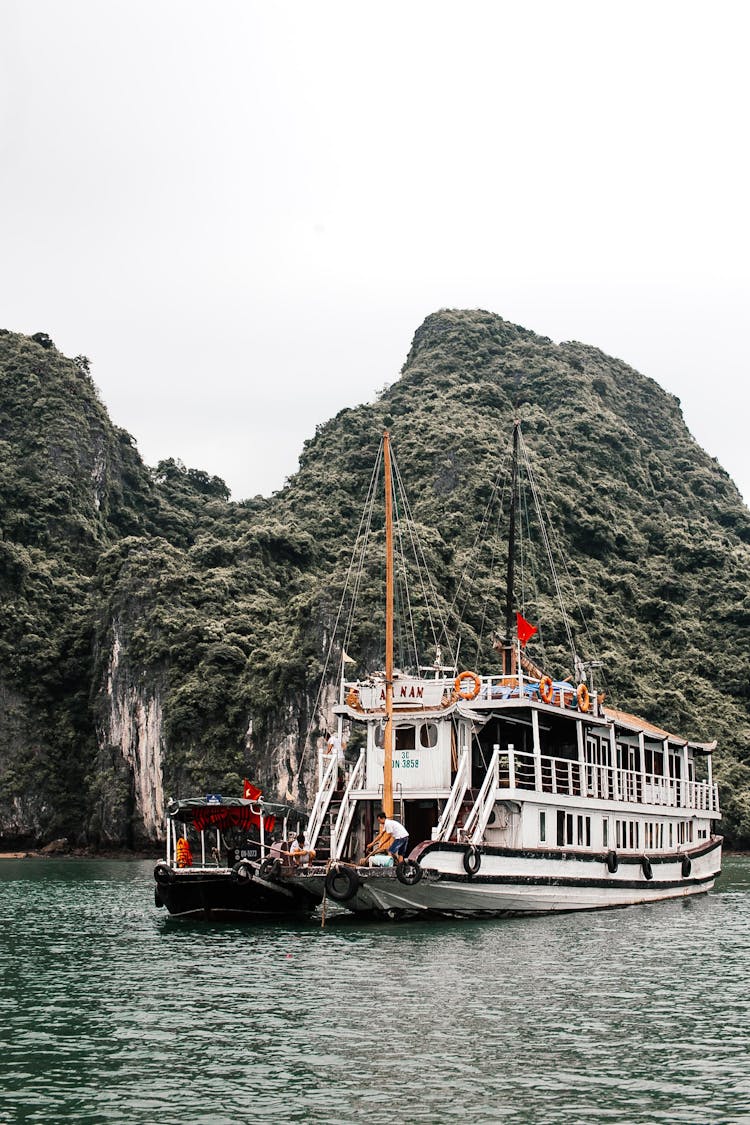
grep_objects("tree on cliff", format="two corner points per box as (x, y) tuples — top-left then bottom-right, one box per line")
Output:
(1, 315), (749, 848)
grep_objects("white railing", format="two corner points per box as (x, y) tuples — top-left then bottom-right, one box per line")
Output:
(463, 745), (500, 845)
(432, 748), (471, 842)
(504, 749), (720, 813)
(305, 753), (338, 851)
(330, 749), (366, 861)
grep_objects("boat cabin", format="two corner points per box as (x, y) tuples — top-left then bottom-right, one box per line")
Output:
(305, 669), (719, 866)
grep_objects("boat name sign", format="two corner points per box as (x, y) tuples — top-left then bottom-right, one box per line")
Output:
(357, 678), (446, 710)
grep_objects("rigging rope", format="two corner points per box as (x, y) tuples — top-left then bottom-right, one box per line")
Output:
(297, 437), (384, 779)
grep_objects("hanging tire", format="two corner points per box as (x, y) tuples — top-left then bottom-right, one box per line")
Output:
(232, 861), (253, 883)
(396, 859), (423, 886)
(154, 887), (164, 908)
(463, 848), (481, 877)
(606, 851), (619, 874)
(154, 862), (173, 885)
(642, 856), (653, 881)
(325, 865), (360, 902)
(681, 855), (692, 878)
(258, 857), (281, 881)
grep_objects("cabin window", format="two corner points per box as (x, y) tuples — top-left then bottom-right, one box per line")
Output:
(616, 820), (622, 848)
(603, 819), (608, 848)
(575, 815), (591, 847)
(556, 811), (577, 847)
(669, 822), (673, 847)
(539, 810), (546, 843)
(395, 726), (415, 751)
(419, 722), (438, 749)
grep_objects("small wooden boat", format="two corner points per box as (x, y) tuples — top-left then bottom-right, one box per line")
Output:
(153, 794), (317, 919)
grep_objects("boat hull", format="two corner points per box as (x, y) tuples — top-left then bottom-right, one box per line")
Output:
(153, 866), (317, 920)
(287, 837), (723, 918)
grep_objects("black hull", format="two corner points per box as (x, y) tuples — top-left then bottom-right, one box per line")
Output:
(153, 868), (316, 919)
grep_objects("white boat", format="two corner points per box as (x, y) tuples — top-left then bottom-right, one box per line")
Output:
(281, 427), (722, 918)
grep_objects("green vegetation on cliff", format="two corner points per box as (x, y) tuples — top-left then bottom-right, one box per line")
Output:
(1, 314), (749, 847)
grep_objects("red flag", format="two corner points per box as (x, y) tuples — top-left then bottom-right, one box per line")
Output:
(516, 612), (538, 647)
(241, 779), (274, 833)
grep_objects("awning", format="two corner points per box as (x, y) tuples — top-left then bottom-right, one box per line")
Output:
(166, 797), (306, 833)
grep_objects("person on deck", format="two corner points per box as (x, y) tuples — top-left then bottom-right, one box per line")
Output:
(289, 832), (316, 867)
(365, 812), (409, 863)
(326, 730), (347, 784)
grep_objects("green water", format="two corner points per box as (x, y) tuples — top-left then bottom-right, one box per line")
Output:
(0, 856), (748, 1124)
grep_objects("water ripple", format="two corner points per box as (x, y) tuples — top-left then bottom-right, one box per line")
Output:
(0, 857), (749, 1123)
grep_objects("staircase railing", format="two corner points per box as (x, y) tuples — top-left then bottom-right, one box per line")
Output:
(305, 753), (338, 851)
(330, 749), (366, 861)
(463, 744), (500, 845)
(432, 747), (471, 841)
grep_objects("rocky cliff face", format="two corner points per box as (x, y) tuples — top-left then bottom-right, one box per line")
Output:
(1, 316), (749, 848)
(98, 622), (165, 843)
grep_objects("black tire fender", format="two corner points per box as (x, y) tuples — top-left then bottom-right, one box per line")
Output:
(258, 857), (281, 881)
(154, 887), (164, 908)
(232, 860), (254, 883)
(606, 850), (619, 874)
(325, 865), (360, 902)
(463, 847), (481, 877)
(642, 856), (653, 881)
(681, 855), (692, 878)
(396, 859), (423, 886)
(154, 862), (173, 885)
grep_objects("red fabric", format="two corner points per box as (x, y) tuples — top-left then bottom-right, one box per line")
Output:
(516, 612), (538, 647)
(190, 806), (275, 834)
(242, 779), (262, 800)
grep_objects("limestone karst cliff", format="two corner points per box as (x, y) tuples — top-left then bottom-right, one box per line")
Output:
(1, 315), (749, 849)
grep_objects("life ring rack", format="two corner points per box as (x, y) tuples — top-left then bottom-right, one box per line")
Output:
(455, 670), (481, 701)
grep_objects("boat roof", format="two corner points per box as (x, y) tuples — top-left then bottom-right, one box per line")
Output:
(167, 797), (307, 826)
(604, 707), (716, 753)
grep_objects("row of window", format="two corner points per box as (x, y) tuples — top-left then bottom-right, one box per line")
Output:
(538, 810), (697, 850)
(585, 738), (696, 781)
(376, 722), (438, 750)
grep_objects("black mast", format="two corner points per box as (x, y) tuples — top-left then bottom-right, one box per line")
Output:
(503, 420), (520, 675)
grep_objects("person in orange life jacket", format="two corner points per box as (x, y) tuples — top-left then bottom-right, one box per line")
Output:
(366, 811), (409, 863)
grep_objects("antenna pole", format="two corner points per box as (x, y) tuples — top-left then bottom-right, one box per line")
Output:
(383, 430), (394, 817)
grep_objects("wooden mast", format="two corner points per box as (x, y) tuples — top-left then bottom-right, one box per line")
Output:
(383, 430), (394, 817)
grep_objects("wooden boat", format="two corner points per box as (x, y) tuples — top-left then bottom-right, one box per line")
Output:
(153, 794), (317, 919)
(279, 426), (722, 918)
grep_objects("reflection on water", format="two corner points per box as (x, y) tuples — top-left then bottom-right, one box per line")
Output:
(0, 857), (749, 1123)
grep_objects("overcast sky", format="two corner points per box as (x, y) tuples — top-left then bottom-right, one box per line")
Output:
(2, 1), (748, 503)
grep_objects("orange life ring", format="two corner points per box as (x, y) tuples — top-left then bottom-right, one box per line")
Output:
(454, 670), (481, 700)
(576, 683), (591, 713)
(539, 676), (554, 704)
(345, 688), (361, 710)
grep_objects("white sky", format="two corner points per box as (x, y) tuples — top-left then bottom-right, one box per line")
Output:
(1, 1), (748, 503)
